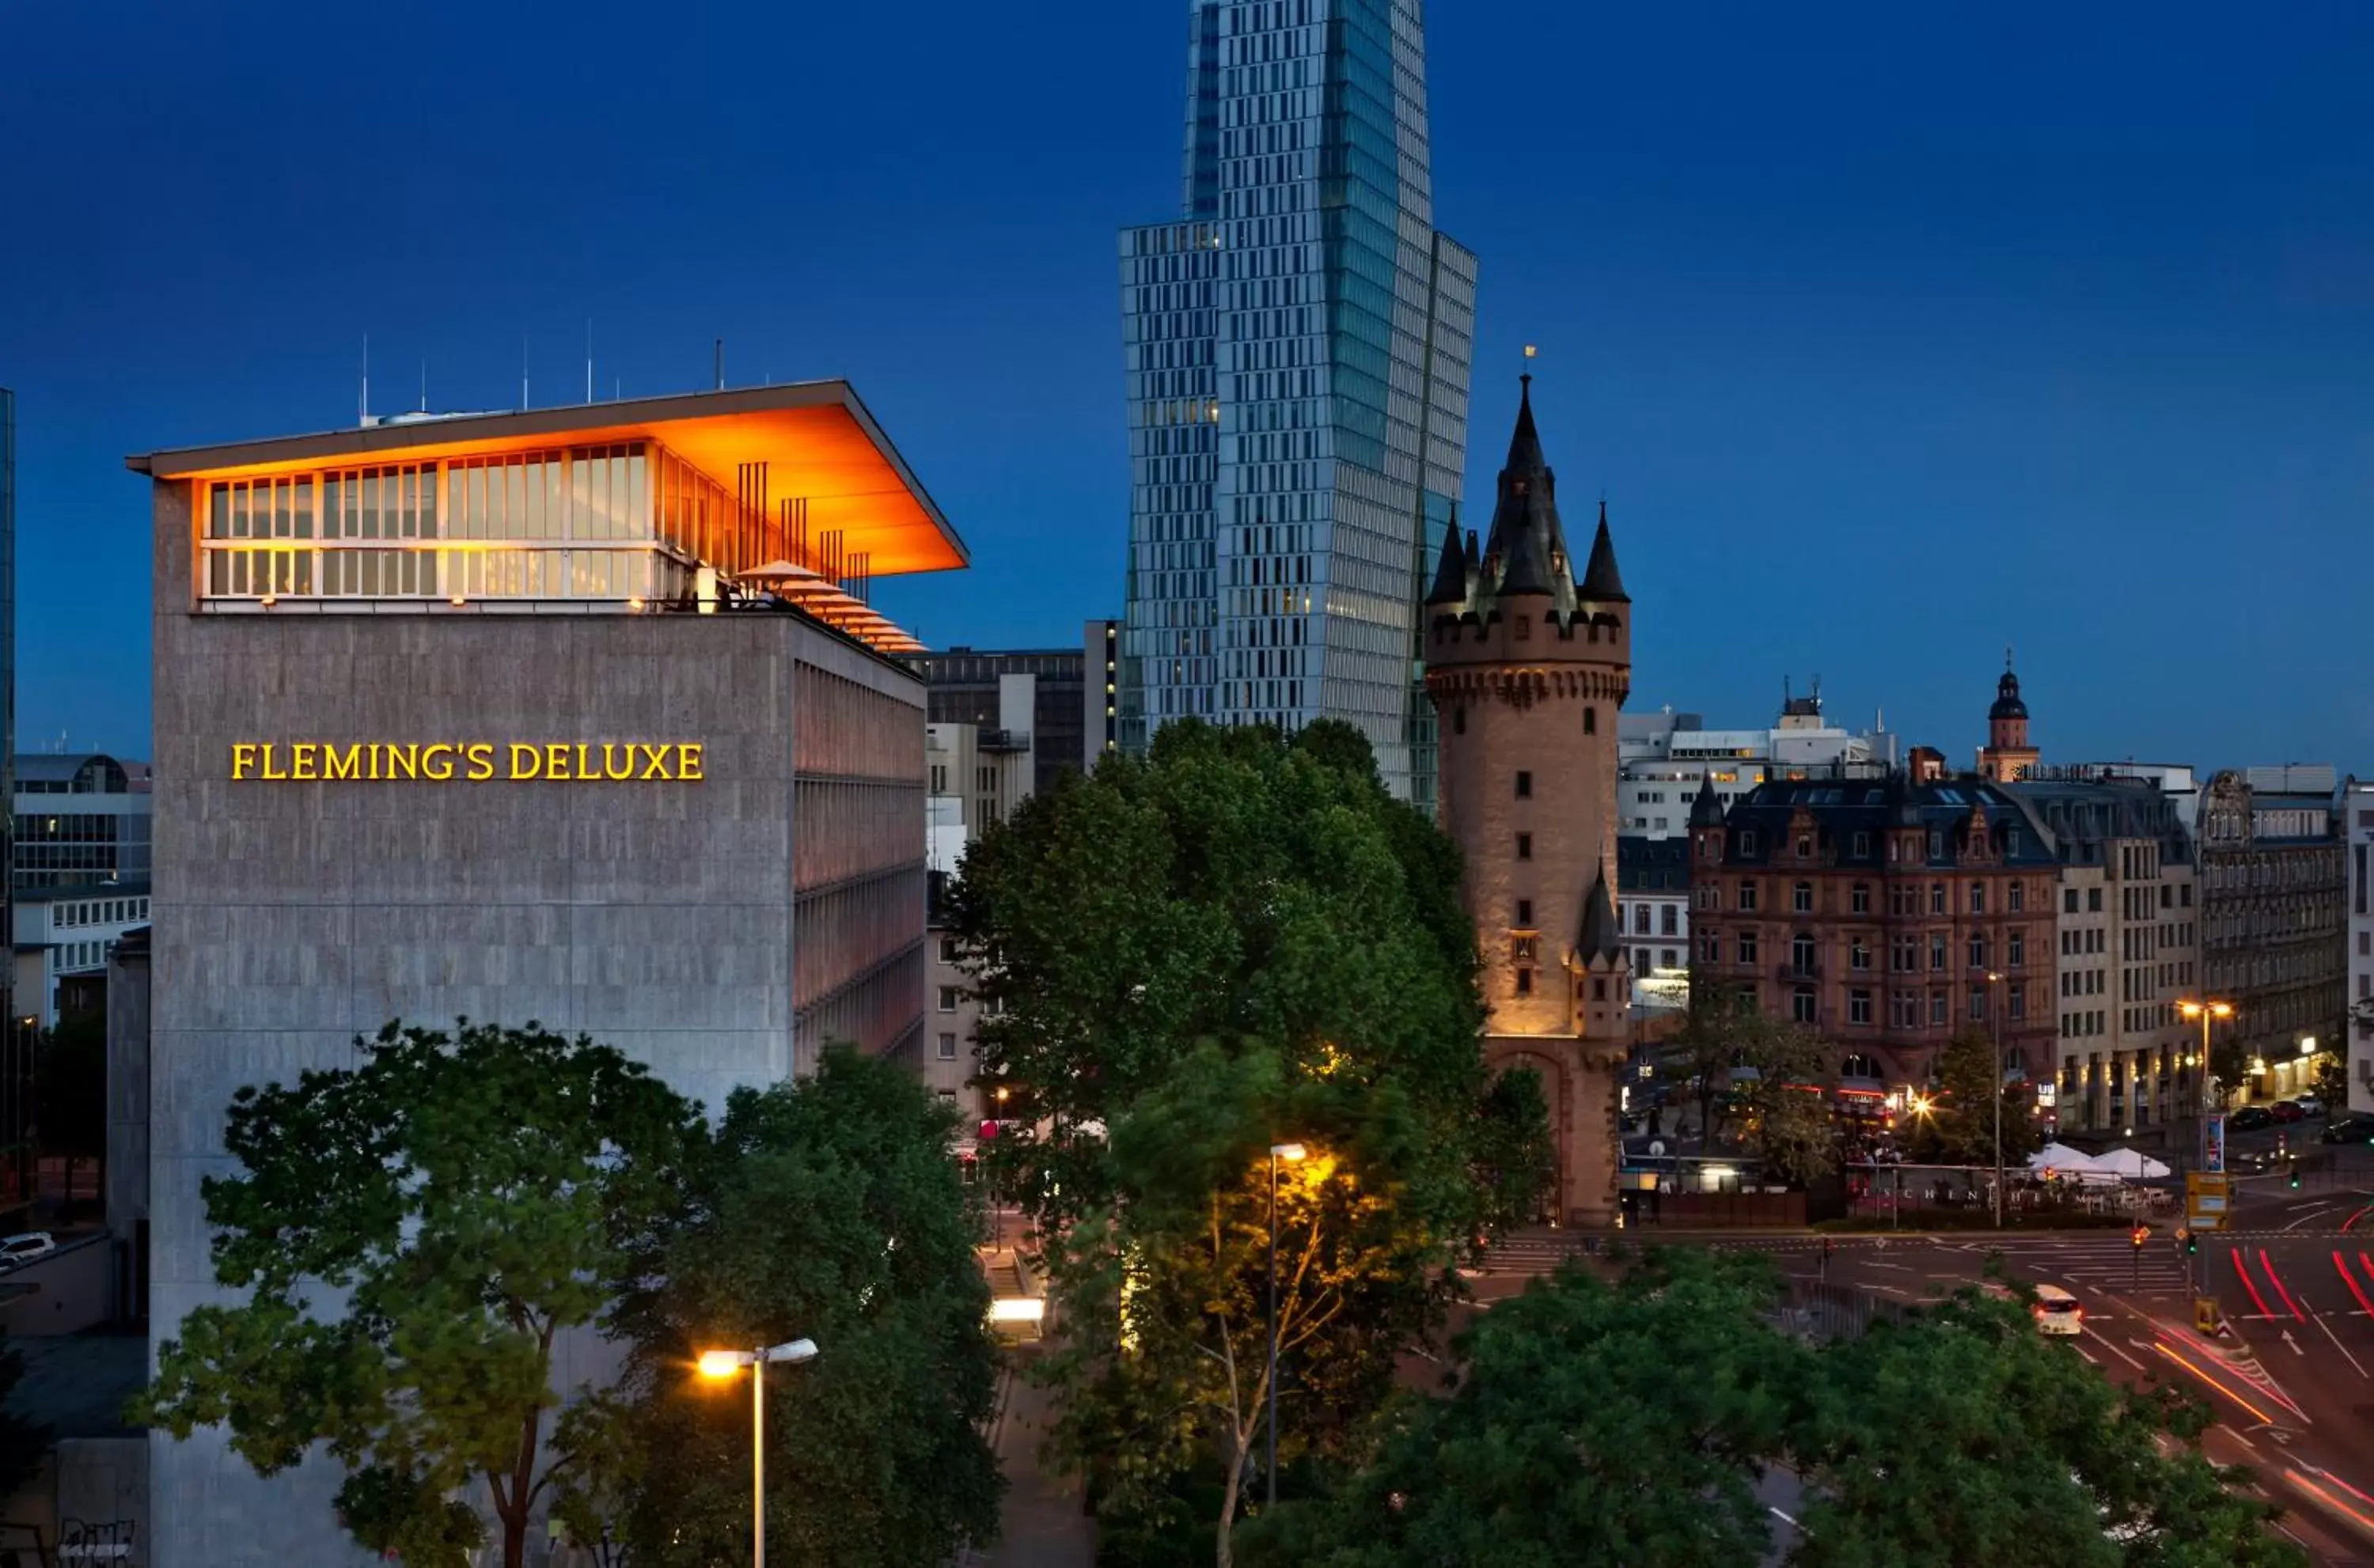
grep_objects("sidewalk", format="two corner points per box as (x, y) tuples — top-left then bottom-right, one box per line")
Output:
(975, 1348), (1095, 1568)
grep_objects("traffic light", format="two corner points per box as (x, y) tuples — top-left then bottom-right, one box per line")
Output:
(2288, 1159), (2301, 1189)
(2130, 1225), (2148, 1249)
(2186, 1230), (2200, 1256)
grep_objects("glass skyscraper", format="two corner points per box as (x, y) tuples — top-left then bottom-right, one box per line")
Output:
(1117, 0), (1477, 807)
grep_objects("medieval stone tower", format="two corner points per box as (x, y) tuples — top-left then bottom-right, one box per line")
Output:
(1423, 377), (1633, 1226)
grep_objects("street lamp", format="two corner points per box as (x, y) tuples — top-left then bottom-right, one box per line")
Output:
(1985, 971), (2007, 1228)
(1265, 1142), (1307, 1507)
(696, 1339), (820, 1568)
(2176, 999), (2235, 1180)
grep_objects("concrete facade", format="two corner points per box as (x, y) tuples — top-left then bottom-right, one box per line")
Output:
(2199, 767), (2346, 1105)
(2346, 781), (2374, 1115)
(136, 390), (941, 1566)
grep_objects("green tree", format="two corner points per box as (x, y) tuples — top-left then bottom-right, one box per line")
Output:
(1470, 1067), (1557, 1233)
(947, 720), (1505, 1562)
(1665, 994), (1839, 1185)
(1920, 1027), (2043, 1168)
(1241, 1249), (1805, 1568)
(134, 1020), (701, 1568)
(554, 1046), (1003, 1567)
(1789, 1284), (2303, 1567)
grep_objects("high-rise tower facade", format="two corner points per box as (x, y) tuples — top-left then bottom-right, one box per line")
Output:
(1118, 0), (1477, 807)
(1425, 381), (1633, 1225)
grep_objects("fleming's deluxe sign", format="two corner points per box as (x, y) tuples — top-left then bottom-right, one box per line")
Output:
(229, 742), (705, 782)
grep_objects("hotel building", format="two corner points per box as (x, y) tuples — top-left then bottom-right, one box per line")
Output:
(129, 382), (962, 1564)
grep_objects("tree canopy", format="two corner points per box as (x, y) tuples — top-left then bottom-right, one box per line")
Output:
(135, 1020), (702, 1568)
(1246, 1252), (2306, 1568)
(1666, 992), (1841, 1187)
(946, 720), (1524, 1563)
(554, 1046), (1003, 1567)
(1917, 1027), (2044, 1168)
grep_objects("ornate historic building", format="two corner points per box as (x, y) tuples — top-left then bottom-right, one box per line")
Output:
(2198, 767), (2346, 1097)
(1424, 379), (1632, 1225)
(1977, 654), (2040, 782)
(1689, 771), (2063, 1098)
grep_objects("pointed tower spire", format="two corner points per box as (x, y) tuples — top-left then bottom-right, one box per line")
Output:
(1425, 506), (1469, 607)
(1578, 498), (1629, 603)
(1690, 767), (1726, 828)
(1506, 373), (1545, 472)
(1576, 865), (1624, 963)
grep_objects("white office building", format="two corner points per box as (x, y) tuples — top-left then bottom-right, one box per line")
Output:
(1619, 691), (1894, 839)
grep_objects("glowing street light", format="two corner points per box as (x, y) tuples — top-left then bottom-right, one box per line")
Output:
(696, 1339), (819, 1568)
(1265, 1142), (1308, 1506)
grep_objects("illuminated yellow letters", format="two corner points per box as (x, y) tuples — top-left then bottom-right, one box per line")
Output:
(231, 740), (707, 782)
(544, 742), (571, 781)
(636, 743), (671, 780)
(323, 744), (361, 781)
(387, 744), (420, 781)
(422, 744), (456, 781)
(678, 743), (704, 782)
(261, 744), (288, 781)
(291, 743), (318, 781)
(510, 744), (542, 781)
(601, 744), (634, 781)
(231, 744), (256, 780)
(465, 743), (495, 782)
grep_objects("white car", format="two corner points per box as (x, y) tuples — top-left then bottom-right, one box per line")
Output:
(2031, 1283), (2085, 1336)
(0, 1233), (55, 1270)
(2292, 1096), (2325, 1118)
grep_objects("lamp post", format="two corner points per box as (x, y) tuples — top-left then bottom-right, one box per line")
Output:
(2175, 999), (2235, 1173)
(992, 1085), (1011, 1250)
(1986, 971), (2006, 1228)
(1265, 1141), (1306, 1507)
(696, 1338), (820, 1568)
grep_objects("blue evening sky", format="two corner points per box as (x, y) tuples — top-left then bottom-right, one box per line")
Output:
(3, 2), (2369, 771)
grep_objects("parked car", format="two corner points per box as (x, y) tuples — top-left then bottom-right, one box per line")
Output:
(2031, 1284), (2086, 1336)
(2293, 1096), (2326, 1117)
(0, 1233), (55, 1271)
(2269, 1101), (2307, 1124)
(2229, 1105), (2274, 1132)
(2323, 1115), (2374, 1145)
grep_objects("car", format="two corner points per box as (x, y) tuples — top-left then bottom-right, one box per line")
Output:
(0, 1233), (55, 1271)
(2229, 1146), (2278, 1175)
(2293, 1096), (2326, 1118)
(2323, 1115), (2374, 1145)
(2269, 1101), (2306, 1124)
(2031, 1284), (2085, 1336)
(2229, 1105), (2274, 1131)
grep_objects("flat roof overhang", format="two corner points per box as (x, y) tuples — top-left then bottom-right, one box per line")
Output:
(125, 381), (967, 578)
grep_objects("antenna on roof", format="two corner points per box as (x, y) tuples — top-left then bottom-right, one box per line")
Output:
(715, 339), (724, 392)
(419, 360), (427, 415)
(359, 334), (370, 426)
(521, 335), (530, 410)
(586, 320), (594, 405)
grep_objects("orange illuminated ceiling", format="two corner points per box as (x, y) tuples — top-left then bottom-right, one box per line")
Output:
(126, 381), (968, 578)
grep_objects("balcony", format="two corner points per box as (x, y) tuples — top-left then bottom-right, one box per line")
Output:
(977, 729), (1032, 754)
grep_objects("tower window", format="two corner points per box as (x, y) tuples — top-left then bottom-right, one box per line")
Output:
(1515, 968), (1534, 997)
(1516, 898), (1534, 926)
(1453, 706), (1466, 735)
(1515, 771), (1533, 799)
(1583, 707), (1597, 735)
(1593, 979), (1608, 1001)
(1516, 833), (1533, 860)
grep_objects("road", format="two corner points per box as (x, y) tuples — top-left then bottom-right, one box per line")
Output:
(1479, 1171), (2374, 1564)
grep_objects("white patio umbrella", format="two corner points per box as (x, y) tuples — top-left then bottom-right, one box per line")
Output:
(2027, 1142), (2110, 1175)
(2091, 1146), (2173, 1180)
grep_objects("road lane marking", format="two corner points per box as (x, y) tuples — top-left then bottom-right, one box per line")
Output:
(2311, 1306), (2369, 1380)
(2283, 1205), (2338, 1232)
(2220, 1426), (2261, 1455)
(2259, 1250), (2309, 1321)
(2085, 1327), (2148, 1371)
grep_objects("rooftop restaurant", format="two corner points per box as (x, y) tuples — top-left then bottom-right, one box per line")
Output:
(125, 381), (964, 657)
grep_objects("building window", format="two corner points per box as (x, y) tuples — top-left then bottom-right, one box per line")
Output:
(1931, 883), (1947, 915)
(1968, 935), (1987, 970)
(2088, 888), (2103, 912)
(2008, 881), (2024, 912)
(1851, 883), (1870, 915)
(1739, 881), (1758, 912)
(1516, 898), (1534, 926)
(1970, 884), (1986, 915)
(1929, 831), (1944, 859)
(1931, 934), (1947, 971)
(1515, 968), (1533, 997)
(1850, 939), (1872, 971)
(1661, 905), (1678, 936)
(2008, 930), (2025, 968)
(1515, 770), (1533, 799)
(1792, 934), (1817, 975)
(1511, 934), (1539, 964)
(1594, 978), (1609, 1001)
(1849, 990), (1872, 1025)
(1636, 905), (1653, 935)
(1931, 991), (1948, 1027)
(2008, 983), (2026, 1021)
(936, 986), (960, 1013)
(1739, 830), (1758, 855)
(1792, 881), (1813, 913)
(938, 936), (959, 964)
(1701, 933), (1720, 963)
(1853, 831), (1871, 858)
(1453, 707), (1466, 736)
(1792, 987), (1817, 1024)
(2181, 884), (2193, 907)
(936, 1032), (958, 1060)
(1797, 836), (1812, 858)
(1662, 948), (1678, 969)
(1584, 707), (1598, 735)
(1516, 833), (1533, 861)
(1970, 985), (1987, 1022)
(2065, 888), (2079, 914)
(1738, 932), (1760, 965)
(1636, 948), (1654, 975)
